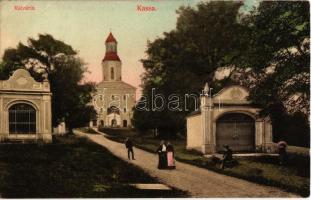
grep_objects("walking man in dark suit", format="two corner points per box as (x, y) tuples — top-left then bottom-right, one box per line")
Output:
(125, 137), (135, 160)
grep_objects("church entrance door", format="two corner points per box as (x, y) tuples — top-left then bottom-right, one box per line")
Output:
(123, 120), (127, 127)
(107, 106), (121, 127)
(216, 113), (255, 152)
(111, 119), (117, 127)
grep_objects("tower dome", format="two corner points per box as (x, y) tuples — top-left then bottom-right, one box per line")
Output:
(102, 32), (122, 81)
(102, 32), (120, 62)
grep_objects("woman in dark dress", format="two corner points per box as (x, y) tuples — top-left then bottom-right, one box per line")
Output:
(157, 140), (167, 169)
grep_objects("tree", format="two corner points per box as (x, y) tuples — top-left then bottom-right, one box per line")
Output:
(134, 1), (246, 136)
(0, 62), (5, 79)
(234, 1), (310, 146)
(134, 1), (310, 145)
(1, 34), (96, 132)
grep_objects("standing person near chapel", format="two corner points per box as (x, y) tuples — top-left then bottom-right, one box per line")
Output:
(125, 137), (135, 160)
(166, 142), (176, 169)
(277, 139), (287, 165)
(157, 140), (167, 169)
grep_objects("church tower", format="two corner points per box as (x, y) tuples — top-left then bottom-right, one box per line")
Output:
(92, 32), (136, 128)
(102, 32), (122, 81)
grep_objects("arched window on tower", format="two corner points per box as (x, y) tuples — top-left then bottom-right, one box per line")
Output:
(111, 67), (114, 80)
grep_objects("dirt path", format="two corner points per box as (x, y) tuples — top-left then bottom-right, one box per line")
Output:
(74, 130), (299, 197)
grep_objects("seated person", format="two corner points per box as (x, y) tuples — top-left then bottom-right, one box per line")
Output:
(221, 145), (235, 169)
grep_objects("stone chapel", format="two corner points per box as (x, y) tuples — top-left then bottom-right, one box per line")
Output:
(186, 83), (274, 154)
(0, 69), (52, 143)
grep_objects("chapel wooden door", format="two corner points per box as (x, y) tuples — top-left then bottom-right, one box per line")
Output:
(216, 113), (255, 152)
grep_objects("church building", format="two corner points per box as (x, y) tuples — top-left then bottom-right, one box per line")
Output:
(92, 33), (136, 128)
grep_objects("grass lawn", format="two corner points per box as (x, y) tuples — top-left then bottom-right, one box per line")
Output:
(0, 134), (188, 198)
(98, 127), (310, 197)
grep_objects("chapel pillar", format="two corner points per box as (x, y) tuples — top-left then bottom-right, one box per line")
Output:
(201, 83), (215, 154)
(264, 119), (275, 152)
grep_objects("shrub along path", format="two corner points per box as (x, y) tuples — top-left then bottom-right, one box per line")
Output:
(74, 129), (298, 197)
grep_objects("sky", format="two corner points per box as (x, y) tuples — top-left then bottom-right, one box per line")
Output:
(0, 0), (257, 99)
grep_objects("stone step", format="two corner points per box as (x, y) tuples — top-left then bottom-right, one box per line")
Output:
(204, 153), (279, 158)
(129, 183), (171, 190)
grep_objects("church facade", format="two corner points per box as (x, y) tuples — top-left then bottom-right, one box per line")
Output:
(91, 33), (136, 128)
(0, 69), (52, 143)
(187, 84), (274, 154)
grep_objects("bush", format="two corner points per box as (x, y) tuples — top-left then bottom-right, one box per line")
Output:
(246, 168), (263, 178)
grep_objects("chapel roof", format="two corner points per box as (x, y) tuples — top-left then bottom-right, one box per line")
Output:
(187, 110), (201, 117)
